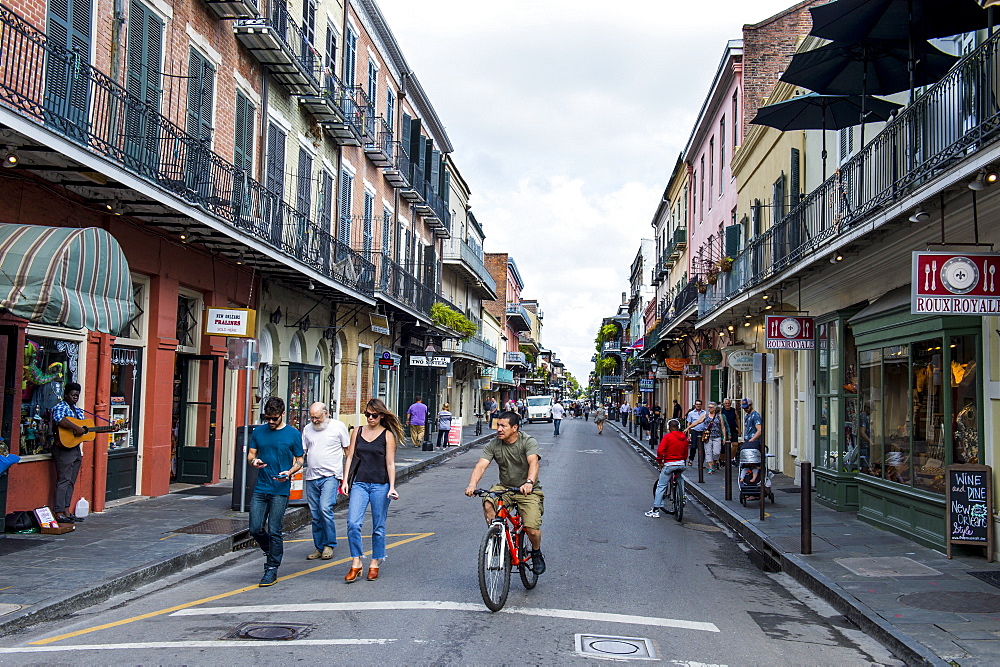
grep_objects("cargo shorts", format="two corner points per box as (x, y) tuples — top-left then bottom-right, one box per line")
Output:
(487, 483), (544, 529)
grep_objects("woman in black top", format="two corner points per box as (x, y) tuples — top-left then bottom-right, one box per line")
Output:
(341, 398), (401, 582)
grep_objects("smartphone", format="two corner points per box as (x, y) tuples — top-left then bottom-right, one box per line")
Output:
(272, 474), (288, 481)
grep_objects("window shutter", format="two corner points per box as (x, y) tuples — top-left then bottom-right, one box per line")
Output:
(725, 224), (742, 258)
(338, 170), (352, 247)
(265, 123), (286, 198)
(296, 147), (312, 216)
(343, 28), (356, 87)
(429, 149), (440, 193)
(386, 89), (395, 132)
(441, 168), (451, 210)
(409, 119), (422, 170)
(789, 148), (800, 203)
(45, 0), (93, 127)
(772, 174), (786, 221)
(367, 60), (377, 107)
(324, 22), (336, 73)
(319, 170), (333, 231)
(381, 207), (391, 253)
(234, 91), (254, 173)
(424, 244), (436, 289)
(363, 191), (374, 253)
(401, 111), (411, 151)
(186, 49), (215, 143)
(124, 2), (162, 164)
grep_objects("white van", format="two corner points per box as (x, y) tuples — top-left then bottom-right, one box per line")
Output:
(526, 395), (554, 423)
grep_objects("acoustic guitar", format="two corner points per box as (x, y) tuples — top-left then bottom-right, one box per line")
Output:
(56, 416), (127, 448)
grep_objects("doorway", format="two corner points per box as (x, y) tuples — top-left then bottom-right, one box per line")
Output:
(0, 326), (18, 519)
(172, 354), (219, 484)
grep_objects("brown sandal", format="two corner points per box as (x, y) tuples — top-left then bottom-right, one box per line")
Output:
(366, 566), (379, 581)
(344, 566), (363, 583)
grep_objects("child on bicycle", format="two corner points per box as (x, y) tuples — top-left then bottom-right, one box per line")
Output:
(646, 418), (688, 518)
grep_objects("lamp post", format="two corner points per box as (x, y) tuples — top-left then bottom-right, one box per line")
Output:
(649, 360), (659, 450)
(422, 340), (439, 451)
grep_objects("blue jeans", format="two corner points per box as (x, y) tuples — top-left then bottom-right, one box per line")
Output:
(347, 481), (391, 560)
(249, 491), (290, 569)
(306, 476), (340, 551)
(553, 419), (561, 435)
(653, 465), (686, 508)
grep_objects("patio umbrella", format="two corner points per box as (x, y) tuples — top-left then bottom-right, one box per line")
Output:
(809, 0), (988, 43)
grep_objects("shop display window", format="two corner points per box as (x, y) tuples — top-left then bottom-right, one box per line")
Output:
(287, 364), (321, 430)
(815, 318), (859, 472)
(109, 346), (141, 450)
(950, 334), (978, 465)
(19, 336), (77, 456)
(858, 349), (882, 477)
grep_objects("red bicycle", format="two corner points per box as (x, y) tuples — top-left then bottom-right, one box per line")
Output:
(473, 488), (538, 611)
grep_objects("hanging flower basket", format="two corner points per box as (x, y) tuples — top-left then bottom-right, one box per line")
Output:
(696, 281), (708, 294)
(706, 272), (719, 285)
(718, 257), (734, 272)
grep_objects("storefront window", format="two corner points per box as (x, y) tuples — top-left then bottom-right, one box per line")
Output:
(858, 349), (882, 477)
(951, 334), (978, 465)
(287, 364), (321, 430)
(19, 337), (77, 456)
(883, 345), (911, 485)
(109, 346), (141, 450)
(912, 340), (943, 492)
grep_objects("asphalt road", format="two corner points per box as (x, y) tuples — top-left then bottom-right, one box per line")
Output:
(0, 418), (901, 665)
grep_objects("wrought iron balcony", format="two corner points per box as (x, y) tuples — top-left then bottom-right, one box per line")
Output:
(0, 4), (374, 299)
(601, 375), (623, 386)
(363, 116), (393, 167)
(299, 74), (365, 146)
(362, 251), (435, 318)
(443, 335), (497, 364)
(506, 350), (527, 367)
(400, 161), (424, 202)
(441, 238), (497, 297)
(483, 367), (515, 385)
(602, 341), (621, 354)
(383, 142), (411, 188)
(235, 2), (320, 95)
(505, 303), (531, 331)
(203, 0), (258, 20)
(700, 31), (1000, 322)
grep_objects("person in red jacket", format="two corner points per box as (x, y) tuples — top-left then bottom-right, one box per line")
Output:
(645, 419), (688, 518)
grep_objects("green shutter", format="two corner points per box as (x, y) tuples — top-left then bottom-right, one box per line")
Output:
(725, 224), (742, 258)
(44, 0), (92, 136)
(429, 148), (440, 193)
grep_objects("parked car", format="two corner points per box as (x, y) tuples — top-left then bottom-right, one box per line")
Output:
(526, 395), (554, 423)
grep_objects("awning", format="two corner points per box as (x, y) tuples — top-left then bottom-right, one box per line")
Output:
(0, 224), (133, 335)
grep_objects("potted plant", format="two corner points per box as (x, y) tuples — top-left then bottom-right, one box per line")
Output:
(696, 281), (708, 294)
(718, 256), (734, 272)
(706, 267), (719, 285)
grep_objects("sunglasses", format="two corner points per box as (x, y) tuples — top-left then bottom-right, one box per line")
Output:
(364, 412), (382, 419)
(264, 414), (283, 423)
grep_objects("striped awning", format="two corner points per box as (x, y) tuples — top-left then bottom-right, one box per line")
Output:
(0, 224), (133, 335)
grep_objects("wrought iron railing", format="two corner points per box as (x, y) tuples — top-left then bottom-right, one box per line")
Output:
(0, 3), (374, 297)
(361, 250), (435, 316)
(601, 375), (623, 385)
(237, 1), (320, 91)
(364, 115), (393, 160)
(442, 237), (496, 292)
(460, 336), (497, 364)
(700, 29), (1000, 319)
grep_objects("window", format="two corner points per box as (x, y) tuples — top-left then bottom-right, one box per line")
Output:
(186, 48), (215, 145)
(301, 0), (316, 63)
(719, 118), (725, 195)
(691, 172), (697, 222)
(296, 146), (313, 216)
(367, 59), (378, 108)
(732, 91), (738, 148)
(234, 91), (254, 173)
(19, 335), (81, 456)
(699, 156), (705, 221)
(324, 21), (336, 73)
(124, 1), (163, 165)
(265, 122), (286, 198)
(385, 88), (395, 132)
(382, 206), (391, 253)
(343, 27), (356, 87)
(176, 294), (200, 350)
(362, 190), (374, 253)
(318, 170), (333, 232)
(839, 126), (854, 163)
(709, 138), (714, 205)
(338, 170), (353, 248)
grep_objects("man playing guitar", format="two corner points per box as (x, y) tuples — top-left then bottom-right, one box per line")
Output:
(51, 382), (85, 524)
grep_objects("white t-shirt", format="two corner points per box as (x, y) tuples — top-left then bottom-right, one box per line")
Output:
(302, 419), (350, 481)
(552, 403), (565, 419)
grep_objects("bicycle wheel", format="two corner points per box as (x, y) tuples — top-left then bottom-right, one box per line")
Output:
(675, 475), (685, 523)
(478, 523), (511, 611)
(517, 528), (538, 590)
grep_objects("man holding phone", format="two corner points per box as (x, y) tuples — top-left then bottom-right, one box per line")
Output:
(248, 396), (304, 587)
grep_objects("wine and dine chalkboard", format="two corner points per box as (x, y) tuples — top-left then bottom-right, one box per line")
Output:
(946, 464), (994, 561)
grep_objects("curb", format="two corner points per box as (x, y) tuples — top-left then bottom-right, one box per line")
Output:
(0, 433), (492, 638)
(609, 422), (948, 667)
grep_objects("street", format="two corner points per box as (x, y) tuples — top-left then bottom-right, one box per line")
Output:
(0, 419), (899, 665)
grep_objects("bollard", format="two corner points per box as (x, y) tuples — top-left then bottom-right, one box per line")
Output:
(759, 453), (766, 521)
(724, 441), (732, 501)
(801, 461), (812, 555)
(697, 433), (705, 484)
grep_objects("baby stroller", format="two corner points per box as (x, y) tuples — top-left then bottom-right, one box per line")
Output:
(738, 448), (774, 506)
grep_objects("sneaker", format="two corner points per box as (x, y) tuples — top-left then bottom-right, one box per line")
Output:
(321, 546), (334, 560)
(306, 550), (322, 560)
(259, 567), (278, 587)
(644, 508), (660, 518)
(532, 550), (546, 575)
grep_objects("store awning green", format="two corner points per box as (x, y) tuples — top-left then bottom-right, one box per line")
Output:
(0, 224), (133, 335)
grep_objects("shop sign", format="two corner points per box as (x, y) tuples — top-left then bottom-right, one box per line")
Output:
(727, 349), (754, 371)
(911, 251), (1000, 315)
(697, 349), (723, 366)
(204, 307), (256, 337)
(684, 364), (703, 380)
(765, 316), (815, 350)
(655, 367), (671, 379)
(448, 419), (463, 446)
(370, 313), (390, 335)
(664, 357), (689, 372)
(377, 351), (395, 370)
(639, 379), (654, 391)
(409, 356), (449, 367)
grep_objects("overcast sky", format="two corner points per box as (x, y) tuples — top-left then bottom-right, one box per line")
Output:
(377, 0), (799, 381)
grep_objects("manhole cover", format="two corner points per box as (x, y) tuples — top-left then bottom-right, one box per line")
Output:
(174, 519), (249, 535)
(684, 523), (722, 532)
(835, 556), (942, 577)
(969, 571), (1000, 589)
(899, 591), (1000, 613)
(575, 634), (657, 660)
(225, 622), (312, 641)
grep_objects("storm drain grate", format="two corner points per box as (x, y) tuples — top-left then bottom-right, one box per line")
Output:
(173, 518), (249, 535)
(225, 622), (312, 641)
(968, 571), (1000, 589)
(575, 634), (657, 660)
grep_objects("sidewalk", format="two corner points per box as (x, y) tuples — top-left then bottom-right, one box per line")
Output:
(0, 429), (491, 636)
(612, 421), (1000, 666)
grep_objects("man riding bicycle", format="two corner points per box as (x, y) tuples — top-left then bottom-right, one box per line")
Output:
(465, 411), (546, 574)
(646, 418), (688, 518)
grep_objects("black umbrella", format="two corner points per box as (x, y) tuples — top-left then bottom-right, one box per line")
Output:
(809, 0), (988, 42)
(779, 38), (958, 97)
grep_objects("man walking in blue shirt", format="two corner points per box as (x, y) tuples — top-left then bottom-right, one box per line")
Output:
(248, 396), (304, 587)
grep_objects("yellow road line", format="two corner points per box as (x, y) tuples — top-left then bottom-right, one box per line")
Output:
(158, 534), (180, 542)
(29, 532), (434, 646)
(286, 533), (429, 543)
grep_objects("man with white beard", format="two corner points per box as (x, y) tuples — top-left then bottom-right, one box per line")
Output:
(302, 402), (350, 559)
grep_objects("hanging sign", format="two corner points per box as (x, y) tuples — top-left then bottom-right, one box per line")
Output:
(697, 349), (723, 366)
(664, 358), (689, 372)
(409, 356), (449, 367)
(204, 307), (256, 337)
(684, 364), (703, 380)
(378, 351), (395, 369)
(765, 316), (815, 349)
(639, 379), (654, 391)
(946, 464), (994, 561)
(655, 367), (671, 379)
(912, 251), (1000, 315)
(370, 314), (390, 335)
(727, 349), (754, 372)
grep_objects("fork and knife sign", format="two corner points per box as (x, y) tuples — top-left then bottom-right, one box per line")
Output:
(923, 257), (997, 293)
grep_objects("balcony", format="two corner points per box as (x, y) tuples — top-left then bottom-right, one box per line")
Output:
(443, 335), (497, 364)
(699, 30), (1000, 323)
(235, 3), (320, 96)
(363, 116), (393, 167)
(203, 0), (258, 20)
(299, 75), (365, 146)
(505, 303), (531, 331)
(0, 4), (375, 301)
(362, 251), (435, 320)
(601, 341), (621, 355)
(442, 238), (497, 298)
(483, 366), (515, 385)
(383, 142), (410, 188)
(601, 375), (623, 386)
(400, 161), (424, 202)
(505, 350), (527, 367)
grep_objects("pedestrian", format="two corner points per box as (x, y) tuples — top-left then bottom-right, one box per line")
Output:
(436, 402), (453, 449)
(720, 398), (740, 466)
(702, 402), (729, 474)
(342, 398), (401, 583)
(646, 419), (688, 517)
(619, 401), (629, 424)
(405, 396), (428, 448)
(551, 399), (565, 436)
(593, 404), (607, 434)
(672, 399), (682, 421)
(638, 401), (651, 439)
(583, 402), (591, 422)
(50, 382), (85, 524)
(248, 396), (305, 587)
(484, 396), (498, 429)
(301, 402), (349, 560)
(651, 403), (662, 440)
(741, 397), (763, 452)
(684, 399), (708, 466)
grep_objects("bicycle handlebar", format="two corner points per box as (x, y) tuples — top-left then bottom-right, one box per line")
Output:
(472, 487), (524, 497)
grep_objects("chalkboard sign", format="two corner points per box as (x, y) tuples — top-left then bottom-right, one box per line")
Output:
(946, 464), (994, 562)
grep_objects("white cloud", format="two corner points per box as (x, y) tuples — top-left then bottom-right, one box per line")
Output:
(376, 0), (799, 380)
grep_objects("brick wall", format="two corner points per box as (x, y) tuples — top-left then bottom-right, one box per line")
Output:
(483, 252), (509, 320)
